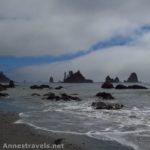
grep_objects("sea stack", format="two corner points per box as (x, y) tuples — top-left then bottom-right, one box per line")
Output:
(126, 72), (139, 83)
(49, 76), (54, 83)
(63, 70), (93, 83)
(105, 76), (120, 83)
(0, 72), (10, 82)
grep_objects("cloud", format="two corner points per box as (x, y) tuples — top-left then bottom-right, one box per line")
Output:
(1, 0), (150, 56)
(13, 41), (150, 82)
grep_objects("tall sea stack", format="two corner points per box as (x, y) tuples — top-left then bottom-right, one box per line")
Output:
(126, 72), (139, 83)
(63, 70), (93, 83)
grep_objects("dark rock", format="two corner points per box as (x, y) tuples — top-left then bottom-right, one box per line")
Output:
(61, 93), (71, 101)
(47, 93), (56, 100)
(49, 76), (54, 83)
(127, 85), (148, 89)
(30, 85), (50, 89)
(105, 76), (120, 83)
(92, 101), (123, 110)
(31, 93), (41, 96)
(101, 81), (114, 89)
(0, 72), (10, 82)
(9, 80), (15, 88)
(96, 92), (114, 100)
(55, 86), (63, 90)
(63, 70), (93, 83)
(115, 84), (128, 89)
(115, 84), (147, 89)
(43, 92), (81, 101)
(40, 84), (50, 89)
(30, 85), (41, 89)
(0, 93), (9, 97)
(114, 77), (120, 83)
(54, 138), (64, 145)
(126, 72), (139, 83)
(0, 84), (7, 91)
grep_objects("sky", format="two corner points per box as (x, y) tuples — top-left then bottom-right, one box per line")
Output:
(1, 0), (150, 82)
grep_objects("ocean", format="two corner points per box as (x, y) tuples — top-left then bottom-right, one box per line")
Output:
(1, 82), (150, 150)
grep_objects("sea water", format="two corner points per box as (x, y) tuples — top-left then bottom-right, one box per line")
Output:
(2, 82), (150, 150)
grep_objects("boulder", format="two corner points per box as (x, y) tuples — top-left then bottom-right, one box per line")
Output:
(115, 84), (127, 89)
(30, 84), (50, 89)
(31, 93), (41, 96)
(92, 101), (123, 110)
(115, 84), (148, 89)
(61, 93), (81, 101)
(0, 84), (7, 91)
(101, 81), (114, 89)
(55, 86), (63, 90)
(30, 85), (42, 89)
(95, 92), (114, 100)
(128, 85), (148, 89)
(47, 93), (57, 100)
(9, 80), (15, 88)
(0, 93), (9, 97)
(43, 92), (81, 101)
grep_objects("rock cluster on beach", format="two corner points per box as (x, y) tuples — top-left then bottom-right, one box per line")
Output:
(92, 92), (123, 110)
(63, 70), (93, 83)
(43, 92), (81, 101)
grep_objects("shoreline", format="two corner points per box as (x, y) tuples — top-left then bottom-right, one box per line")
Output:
(0, 110), (135, 150)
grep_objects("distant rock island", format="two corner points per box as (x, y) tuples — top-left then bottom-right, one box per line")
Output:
(105, 76), (120, 83)
(0, 72), (10, 82)
(49, 76), (54, 83)
(63, 70), (93, 83)
(125, 72), (139, 83)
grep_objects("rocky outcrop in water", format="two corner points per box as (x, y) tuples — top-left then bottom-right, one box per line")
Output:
(30, 84), (51, 89)
(0, 92), (9, 98)
(101, 81), (114, 89)
(125, 72), (139, 83)
(9, 80), (15, 88)
(55, 86), (63, 90)
(49, 76), (54, 83)
(63, 70), (93, 83)
(0, 84), (7, 91)
(0, 72), (10, 82)
(31, 93), (41, 96)
(115, 84), (148, 89)
(92, 101), (123, 110)
(92, 92), (123, 110)
(115, 84), (127, 89)
(127, 85), (148, 89)
(105, 76), (120, 83)
(95, 92), (114, 100)
(43, 92), (81, 101)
